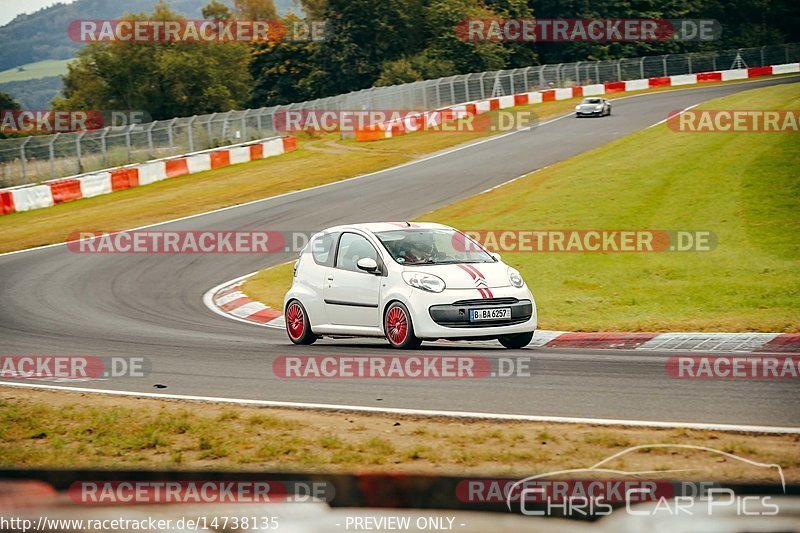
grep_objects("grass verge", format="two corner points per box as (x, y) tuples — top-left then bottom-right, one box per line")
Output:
(1, 388), (798, 480)
(243, 82), (799, 332)
(2, 76), (791, 254)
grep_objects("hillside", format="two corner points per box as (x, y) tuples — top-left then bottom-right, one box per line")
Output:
(0, 0), (297, 71)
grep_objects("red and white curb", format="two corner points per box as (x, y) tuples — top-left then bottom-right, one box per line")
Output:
(0, 135), (297, 216)
(205, 275), (799, 353)
(204, 274), (285, 329)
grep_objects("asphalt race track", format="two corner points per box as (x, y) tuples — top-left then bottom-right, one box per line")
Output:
(2, 77), (798, 429)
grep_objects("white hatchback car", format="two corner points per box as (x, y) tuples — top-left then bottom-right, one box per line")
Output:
(284, 222), (537, 349)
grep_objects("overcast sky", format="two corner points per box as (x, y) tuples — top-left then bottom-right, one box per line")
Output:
(0, 0), (78, 26)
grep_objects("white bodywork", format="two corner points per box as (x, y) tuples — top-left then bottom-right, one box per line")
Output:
(284, 222), (537, 341)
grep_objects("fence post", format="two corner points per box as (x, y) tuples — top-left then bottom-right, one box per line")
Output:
(595, 61), (600, 83)
(271, 106), (280, 133)
(48, 133), (60, 179)
(713, 55), (717, 71)
(479, 72), (487, 99)
(206, 113), (217, 147)
(241, 110), (249, 140)
(450, 77), (456, 104)
(688, 53), (692, 74)
(124, 126), (132, 163)
(100, 128), (109, 167)
(221, 111), (233, 143)
(146, 122), (156, 158)
(254, 111), (262, 137)
(617, 59), (622, 81)
(555, 63), (562, 87)
(76, 131), (86, 173)
(760, 46), (766, 66)
(20, 137), (31, 183)
(663, 55), (668, 76)
(167, 118), (177, 154)
(640, 57), (645, 79)
(184, 116), (195, 151)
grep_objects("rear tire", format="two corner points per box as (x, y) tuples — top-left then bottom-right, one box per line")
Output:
(384, 302), (422, 349)
(498, 331), (534, 349)
(285, 300), (316, 345)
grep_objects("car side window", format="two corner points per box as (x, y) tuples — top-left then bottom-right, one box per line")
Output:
(335, 233), (378, 273)
(311, 233), (336, 266)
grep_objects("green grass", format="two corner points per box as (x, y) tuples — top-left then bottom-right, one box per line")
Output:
(0, 60), (71, 83)
(243, 83), (799, 332)
(2, 75), (792, 254)
(0, 99), (577, 253)
(424, 82), (800, 332)
(3, 388), (798, 479)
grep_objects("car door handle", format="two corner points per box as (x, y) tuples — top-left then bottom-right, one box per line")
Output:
(326, 275), (334, 282)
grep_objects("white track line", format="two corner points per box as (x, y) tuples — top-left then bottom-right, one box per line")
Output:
(7, 76), (800, 431)
(3, 75), (796, 260)
(0, 380), (796, 434)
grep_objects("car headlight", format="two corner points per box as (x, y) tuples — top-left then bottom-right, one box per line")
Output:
(595, 105), (604, 110)
(402, 272), (446, 293)
(575, 105), (580, 110)
(507, 267), (524, 288)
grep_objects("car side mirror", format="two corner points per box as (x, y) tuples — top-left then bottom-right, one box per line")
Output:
(357, 257), (380, 274)
(491, 252), (501, 262)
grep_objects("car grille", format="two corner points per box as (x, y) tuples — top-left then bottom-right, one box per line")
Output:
(451, 297), (519, 306)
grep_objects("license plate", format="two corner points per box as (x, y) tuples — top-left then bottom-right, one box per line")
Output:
(470, 307), (511, 321)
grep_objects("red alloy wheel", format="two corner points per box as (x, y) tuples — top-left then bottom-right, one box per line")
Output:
(385, 306), (408, 345)
(286, 302), (305, 340)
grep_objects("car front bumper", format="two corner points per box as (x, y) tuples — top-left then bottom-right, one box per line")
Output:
(406, 285), (537, 339)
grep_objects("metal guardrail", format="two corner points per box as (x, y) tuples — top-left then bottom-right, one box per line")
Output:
(1, 43), (797, 186)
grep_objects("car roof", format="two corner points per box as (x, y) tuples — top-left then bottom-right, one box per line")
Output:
(318, 222), (452, 235)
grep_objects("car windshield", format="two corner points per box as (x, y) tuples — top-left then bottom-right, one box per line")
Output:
(582, 98), (602, 104)
(375, 229), (495, 265)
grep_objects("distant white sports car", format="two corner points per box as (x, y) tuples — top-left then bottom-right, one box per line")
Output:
(284, 222), (537, 349)
(575, 97), (612, 117)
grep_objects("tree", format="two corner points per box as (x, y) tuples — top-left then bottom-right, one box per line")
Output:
(202, 0), (233, 20)
(248, 26), (318, 105)
(298, 0), (327, 19)
(53, 1), (252, 119)
(0, 92), (22, 139)
(300, 0), (426, 97)
(0, 92), (21, 111)
(233, 0), (278, 19)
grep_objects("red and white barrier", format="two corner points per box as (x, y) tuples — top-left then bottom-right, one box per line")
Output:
(356, 62), (799, 142)
(1, 136), (296, 216)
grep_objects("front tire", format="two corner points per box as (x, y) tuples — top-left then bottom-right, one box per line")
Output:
(498, 331), (534, 349)
(285, 300), (316, 345)
(384, 302), (422, 349)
